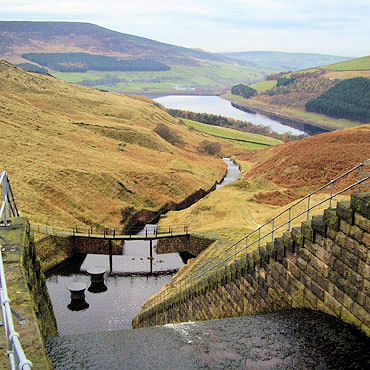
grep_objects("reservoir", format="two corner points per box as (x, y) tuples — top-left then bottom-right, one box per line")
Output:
(154, 95), (305, 135)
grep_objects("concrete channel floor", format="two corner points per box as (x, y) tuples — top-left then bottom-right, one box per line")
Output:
(46, 309), (370, 370)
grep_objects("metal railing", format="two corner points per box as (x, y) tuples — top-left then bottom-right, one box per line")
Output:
(143, 159), (370, 310)
(31, 223), (189, 238)
(0, 171), (19, 227)
(0, 246), (32, 369)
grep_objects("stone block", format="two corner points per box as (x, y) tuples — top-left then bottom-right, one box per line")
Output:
(274, 237), (285, 261)
(354, 212), (370, 233)
(324, 292), (342, 316)
(323, 208), (340, 231)
(304, 289), (318, 309)
(311, 280), (325, 300)
(363, 232), (370, 250)
(348, 270), (363, 291)
(302, 221), (314, 242)
(337, 201), (354, 224)
(317, 298), (337, 318)
(282, 231), (294, 252)
(358, 260), (370, 280)
(326, 227), (337, 241)
(291, 227), (303, 247)
(312, 215), (326, 237)
(352, 302), (370, 327)
(334, 258), (350, 278)
(342, 222), (364, 244)
(350, 193), (370, 219)
(340, 248), (360, 270)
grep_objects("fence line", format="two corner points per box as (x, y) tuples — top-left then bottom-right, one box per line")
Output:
(144, 159), (370, 310)
(31, 223), (189, 238)
(0, 246), (32, 369)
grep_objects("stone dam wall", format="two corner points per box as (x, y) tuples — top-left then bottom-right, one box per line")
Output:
(0, 217), (56, 369)
(133, 193), (370, 336)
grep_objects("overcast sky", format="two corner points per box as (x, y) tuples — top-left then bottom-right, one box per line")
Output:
(2, 0), (369, 57)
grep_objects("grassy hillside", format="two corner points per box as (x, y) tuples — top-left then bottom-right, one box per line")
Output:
(225, 55), (370, 130)
(159, 125), (370, 244)
(51, 63), (272, 94)
(0, 21), (229, 66)
(220, 51), (351, 71)
(183, 119), (281, 153)
(0, 21), (277, 94)
(0, 60), (234, 228)
(325, 55), (370, 71)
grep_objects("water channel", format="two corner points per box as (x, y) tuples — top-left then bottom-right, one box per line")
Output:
(154, 95), (305, 135)
(46, 158), (241, 336)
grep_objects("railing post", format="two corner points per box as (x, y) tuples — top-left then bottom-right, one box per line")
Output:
(288, 207), (292, 231)
(358, 163), (363, 193)
(329, 180), (334, 208)
(271, 219), (274, 242)
(307, 194), (311, 221)
(245, 236), (248, 255)
(258, 225), (261, 248)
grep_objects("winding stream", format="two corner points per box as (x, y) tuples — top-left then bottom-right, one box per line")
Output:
(46, 158), (240, 335)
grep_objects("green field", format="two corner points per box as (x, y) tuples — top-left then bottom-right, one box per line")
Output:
(183, 119), (280, 151)
(324, 55), (370, 71)
(50, 63), (277, 93)
(248, 80), (277, 93)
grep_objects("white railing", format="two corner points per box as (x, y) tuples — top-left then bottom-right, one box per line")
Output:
(0, 171), (19, 227)
(0, 247), (32, 369)
(144, 159), (370, 310)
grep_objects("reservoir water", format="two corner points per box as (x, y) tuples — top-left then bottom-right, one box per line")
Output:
(154, 95), (305, 135)
(46, 158), (240, 336)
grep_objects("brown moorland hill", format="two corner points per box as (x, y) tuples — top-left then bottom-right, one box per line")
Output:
(244, 125), (370, 205)
(0, 60), (227, 228)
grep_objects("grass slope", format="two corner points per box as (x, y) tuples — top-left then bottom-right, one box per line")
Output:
(324, 55), (370, 71)
(0, 21), (230, 66)
(183, 119), (280, 153)
(220, 51), (351, 71)
(51, 63), (274, 94)
(159, 125), (370, 243)
(0, 60), (233, 228)
(226, 55), (370, 130)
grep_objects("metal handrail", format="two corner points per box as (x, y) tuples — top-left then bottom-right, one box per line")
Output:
(0, 171), (19, 227)
(143, 159), (370, 310)
(0, 246), (32, 369)
(30, 223), (189, 238)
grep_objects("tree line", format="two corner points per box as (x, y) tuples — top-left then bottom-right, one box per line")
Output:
(167, 109), (305, 142)
(305, 77), (370, 122)
(22, 52), (171, 72)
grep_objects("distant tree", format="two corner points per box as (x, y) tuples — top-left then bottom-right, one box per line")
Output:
(231, 84), (257, 99)
(154, 123), (184, 146)
(197, 140), (221, 155)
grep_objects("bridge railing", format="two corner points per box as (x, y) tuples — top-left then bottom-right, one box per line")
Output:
(0, 246), (32, 369)
(144, 159), (370, 310)
(0, 171), (19, 227)
(31, 223), (189, 238)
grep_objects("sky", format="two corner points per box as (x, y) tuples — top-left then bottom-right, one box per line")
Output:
(2, 0), (370, 57)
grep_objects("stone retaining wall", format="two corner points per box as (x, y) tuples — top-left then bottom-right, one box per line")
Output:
(156, 235), (214, 256)
(133, 193), (370, 336)
(0, 218), (56, 369)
